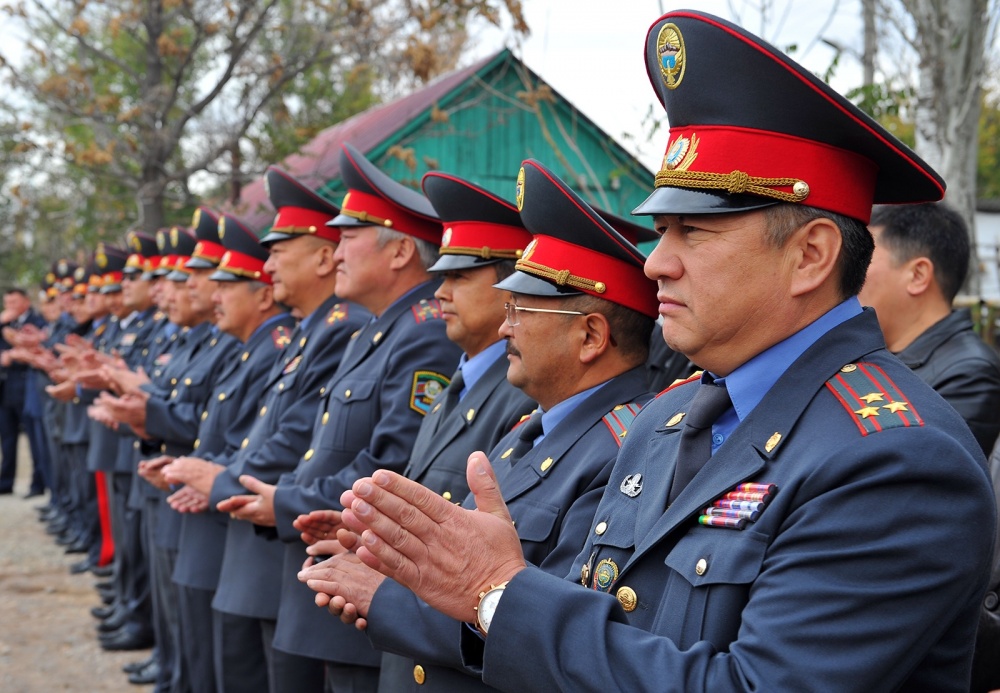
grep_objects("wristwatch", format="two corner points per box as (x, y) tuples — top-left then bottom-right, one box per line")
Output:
(474, 581), (509, 637)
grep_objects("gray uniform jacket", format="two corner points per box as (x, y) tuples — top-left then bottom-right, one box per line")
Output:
(270, 283), (463, 664)
(369, 367), (652, 692)
(210, 294), (369, 620)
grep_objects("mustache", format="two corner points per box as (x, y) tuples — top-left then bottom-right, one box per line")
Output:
(505, 341), (521, 358)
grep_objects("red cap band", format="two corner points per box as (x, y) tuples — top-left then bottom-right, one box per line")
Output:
(440, 221), (532, 260)
(217, 250), (271, 284)
(340, 189), (442, 245)
(193, 240), (225, 264)
(516, 235), (658, 318)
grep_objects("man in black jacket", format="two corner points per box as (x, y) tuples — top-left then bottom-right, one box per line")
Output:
(859, 201), (1000, 454)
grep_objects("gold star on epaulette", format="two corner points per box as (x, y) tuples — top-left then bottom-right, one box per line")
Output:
(855, 406), (880, 419)
(883, 401), (909, 413)
(859, 392), (884, 403)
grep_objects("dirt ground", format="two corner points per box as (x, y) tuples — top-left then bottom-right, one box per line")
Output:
(0, 435), (153, 692)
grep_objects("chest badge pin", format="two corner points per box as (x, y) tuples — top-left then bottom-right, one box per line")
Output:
(620, 473), (643, 498)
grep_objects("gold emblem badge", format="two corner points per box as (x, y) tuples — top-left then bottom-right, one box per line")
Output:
(170, 226), (179, 248)
(666, 412), (685, 427)
(662, 133), (699, 172)
(192, 208), (202, 228)
(156, 230), (167, 251)
(129, 234), (142, 252)
(616, 586), (638, 612)
(218, 216), (226, 239)
(656, 22), (686, 90)
(515, 166), (525, 211)
(521, 239), (537, 262)
(442, 227), (452, 248)
(593, 558), (619, 592)
(764, 432), (782, 453)
(96, 243), (108, 268)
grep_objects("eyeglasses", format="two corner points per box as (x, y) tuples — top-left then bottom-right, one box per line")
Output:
(504, 302), (587, 327)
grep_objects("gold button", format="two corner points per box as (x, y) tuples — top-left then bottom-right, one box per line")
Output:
(201, 410), (208, 421)
(133, 441), (140, 449)
(373, 331), (382, 343)
(595, 521), (607, 535)
(193, 438), (200, 450)
(160, 444), (167, 453)
(170, 389), (178, 398)
(260, 406), (267, 416)
(304, 449), (314, 461)
(695, 558), (708, 576)
(218, 393), (226, 401)
(142, 348), (148, 356)
(73, 397), (80, 404)
(540, 457), (553, 472)
(319, 387), (326, 396)
(210, 338), (218, 346)
(278, 383), (285, 391)
(500, 448), (513, 459)
(300, 337), (307, 347)
(616, 586), (637, 612)
(442, 491), (452, 501)
(241, 438), (249, 449)
(344, 389), (351, 398)
(413, 665), (425, 685)
(466, 408), (475, 422)
(171, 378), (178, 385)
(184, 377), (192, 385)
(322, 412), (329, 425)
(242, 352), (249, 362)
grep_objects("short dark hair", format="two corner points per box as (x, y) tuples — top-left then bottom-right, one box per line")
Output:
(3, 287), (29, 298)
(560, 293), (652, 366)
(868, 202), (969, 302)
(764, 203), (873, 299)
(492, 260), (517, 283)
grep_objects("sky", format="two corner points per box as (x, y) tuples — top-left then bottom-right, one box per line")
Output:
(470, 0), (867, 172)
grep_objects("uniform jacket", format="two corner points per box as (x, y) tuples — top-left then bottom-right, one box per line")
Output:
(62, 317), (118, 446)
(403, 352), (536, 500)
(172, 314), (296, 591)
(211, 294), (369, 620)
(1, 307), (47, 408)
(468, 310), (995, 693)
(972, 439), (1000, 693)
(894, 308), (1000, 455)
(369, 367), (652, 692)
(270, 282), (463, 663)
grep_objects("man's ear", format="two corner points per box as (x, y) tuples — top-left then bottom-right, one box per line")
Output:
(787, 218), (842, 298)
(315, 242), (338, 278)
(905, 257), (935, 297)
(578, 312), (613, 364)
(387, 235), (417, 271)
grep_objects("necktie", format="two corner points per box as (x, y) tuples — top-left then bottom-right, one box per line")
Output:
(507, 411), (544, 466)
(439, 367), (465, 418)
(667, 382), (732, 505)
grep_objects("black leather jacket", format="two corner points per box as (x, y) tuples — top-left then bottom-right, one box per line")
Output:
(894, 309), (1000, 455)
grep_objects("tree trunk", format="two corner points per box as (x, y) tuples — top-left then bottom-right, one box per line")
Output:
(901, 0), (990, 295)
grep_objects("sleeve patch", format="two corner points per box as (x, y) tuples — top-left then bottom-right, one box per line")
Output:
(327, 303), (349, 324)
(602, 401), (645, 447)
(825, 362), (923, 436)
(411, 299), (444, 323)
(410, 371), (451, 415)
(271, 326), (292, 348)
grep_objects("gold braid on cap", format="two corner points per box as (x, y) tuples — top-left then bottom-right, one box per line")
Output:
(440, 246), (522, 260)
(654, 169), (810, 203)
(514, 258), (607, 294)
(218, 265), (263, 280)
(338, 208), (393, 228)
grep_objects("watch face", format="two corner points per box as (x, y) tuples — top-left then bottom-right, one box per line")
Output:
(478, 587), (505, 634)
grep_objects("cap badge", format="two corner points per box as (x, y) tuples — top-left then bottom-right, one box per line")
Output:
(129, 235), (141, 251)
(218, 216), (227, 239)
(521, 239), (537, 262)
(192, 208), (201, 228)
(515, 167), (525, 211)
(442, 227), (452, 248)
(156, 231), (167, 250)
(57, 260), (68, 274)
(663, 133), (698, 171)
(657, 22), (686, 90)
(170, 226), (179, 247)
(96, 243), (108, 268)
(45, 272), (56, 283)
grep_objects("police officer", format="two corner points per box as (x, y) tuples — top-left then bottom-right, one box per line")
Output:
(165, 166), (368, 692)
(328, 11), (995, 692)
(301, 159), (657, 692)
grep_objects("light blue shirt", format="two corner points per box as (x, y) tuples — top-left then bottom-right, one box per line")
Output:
(708, 297), (863, 453)
(456, 340), (506, 401)
(531, 381), (606, 448)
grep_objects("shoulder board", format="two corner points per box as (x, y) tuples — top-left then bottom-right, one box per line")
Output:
(326, 303), (348, 325)
(602, 401), (645, 447)
(271, 325), (292, 349)
(411, 299), (444, 323)
(825, 362), (923, 436)
(654, 370), (703, 399)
